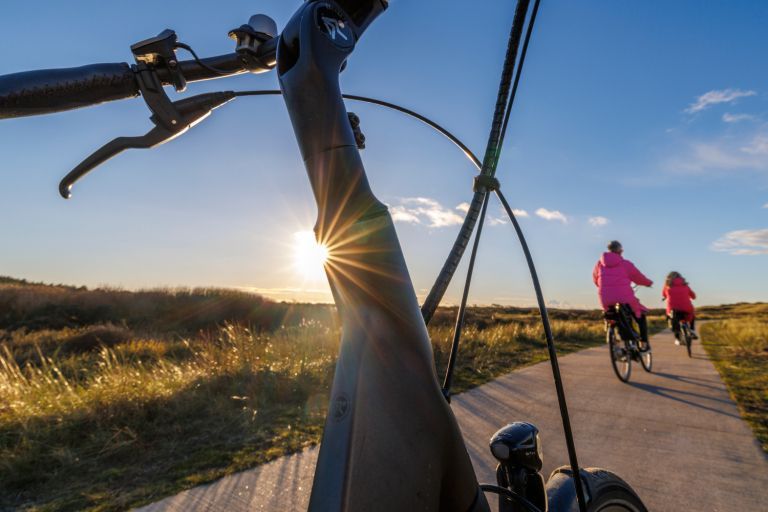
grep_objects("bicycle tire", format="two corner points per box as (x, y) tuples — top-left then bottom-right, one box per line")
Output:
(608, 327), (631, 383)
(683, 325), (692, 358)
(639, 342), (652, 373)
(546, 467), (648, 512)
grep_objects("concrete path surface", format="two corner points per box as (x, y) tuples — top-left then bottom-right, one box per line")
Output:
(137, 329), (768, 511)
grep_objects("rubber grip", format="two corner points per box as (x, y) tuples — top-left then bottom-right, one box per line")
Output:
(0, 62), (138, 119)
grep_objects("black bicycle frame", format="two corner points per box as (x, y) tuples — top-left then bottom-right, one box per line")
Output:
(277, 2), (487, 510)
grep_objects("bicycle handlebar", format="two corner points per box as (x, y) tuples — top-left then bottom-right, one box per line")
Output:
(0, 38), (277, 120)
(0, 63), (138, 119)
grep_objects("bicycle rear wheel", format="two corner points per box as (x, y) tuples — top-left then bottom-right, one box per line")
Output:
(683, 325), (692, 358)
(547, 467), (647, 512)
(608, 327), (631, 383)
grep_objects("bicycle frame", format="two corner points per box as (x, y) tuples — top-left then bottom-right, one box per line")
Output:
(277, 2), (486, 509)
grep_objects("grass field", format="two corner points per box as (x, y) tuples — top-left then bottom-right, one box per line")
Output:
(0, 276), (722, 511)
(701, 317), (768, 454)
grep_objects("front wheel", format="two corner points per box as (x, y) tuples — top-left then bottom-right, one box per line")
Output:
(608, 327), (631, 383)
(546, 467), (647, 512)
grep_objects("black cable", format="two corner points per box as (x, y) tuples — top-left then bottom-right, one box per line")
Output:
(496, 0), (541, 162)
(441, 190), (491, 400)
(479, 484), (542, 512)
(342, 94), (482, 169)
(175, 42), (233, 76)
(420, 0), (531, 325)
(233, 90), (483, 169)
(496, 189), (588, 512)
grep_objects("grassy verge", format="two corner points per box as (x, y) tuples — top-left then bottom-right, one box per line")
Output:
(701, 319), (768, 453)
(0, 283), (686, 512)
(0, 312), (626, 511)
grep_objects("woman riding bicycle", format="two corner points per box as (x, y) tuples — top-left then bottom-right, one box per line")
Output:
(592, 240), (653, 345)
(662, 271), (698, 342)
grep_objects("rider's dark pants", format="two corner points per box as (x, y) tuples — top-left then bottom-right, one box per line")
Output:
(637, 314), (649, 343)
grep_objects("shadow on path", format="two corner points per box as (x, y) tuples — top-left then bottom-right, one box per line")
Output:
(629, 381), (741, 419)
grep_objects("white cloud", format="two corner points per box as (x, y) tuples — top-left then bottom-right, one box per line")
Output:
(389, 197), (464, 228)
(588, 216), (609, 227)
(394, 200), (528, 228)
(535, 208), (568, 223)
(489, 216), (507, 226)
(722, 112), (755, 123)
(685, 88), (756, 114)
(741, 134), (768, 155)
(390, 206), (420, 224)
(455, 202), (470, 213)
(711, 228), (768, 255)
(763, 203), (768, 209)
(666, 130), (768, 173)
(489, 208), (528, 225)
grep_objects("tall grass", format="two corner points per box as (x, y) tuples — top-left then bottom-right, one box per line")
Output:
(1, 322), (338, 511)
(0, 276), (752, 511)
(0, 314), (613, 511)
(0, 277), (334, 334)
(701, 319), (768, 453)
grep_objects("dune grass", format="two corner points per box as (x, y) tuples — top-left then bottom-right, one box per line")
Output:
(0, 277), (743, 511)
(1, 321), (336, 511)
(0, 314), (616, 511)
(701, 318), (768, 453)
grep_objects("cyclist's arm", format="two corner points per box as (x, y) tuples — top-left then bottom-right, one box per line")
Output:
(662, 285), (669, 300)
(625, 261), (653, 287)
(592, 262), (600, 287)
(688, 287), (696, 300)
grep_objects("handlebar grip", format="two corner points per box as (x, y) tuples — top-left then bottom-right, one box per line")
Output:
(0, 63), (138, 119)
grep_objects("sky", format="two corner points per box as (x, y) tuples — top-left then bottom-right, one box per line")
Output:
(1, 0), (767, 308)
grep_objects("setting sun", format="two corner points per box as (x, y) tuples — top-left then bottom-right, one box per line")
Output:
(292, 231), (329, 281)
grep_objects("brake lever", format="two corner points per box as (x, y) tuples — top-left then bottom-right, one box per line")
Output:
(59, 91), (235, 198)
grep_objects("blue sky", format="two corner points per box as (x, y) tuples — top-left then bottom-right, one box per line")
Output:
(1, 0), (766, 308)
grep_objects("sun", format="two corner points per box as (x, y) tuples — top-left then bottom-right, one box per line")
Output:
(292, 231), (329, 281)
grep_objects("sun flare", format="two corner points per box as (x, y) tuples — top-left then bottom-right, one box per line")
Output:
(293, 231), (329, 281)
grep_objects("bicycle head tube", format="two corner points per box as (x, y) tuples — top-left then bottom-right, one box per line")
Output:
(277, 2), (489, 511)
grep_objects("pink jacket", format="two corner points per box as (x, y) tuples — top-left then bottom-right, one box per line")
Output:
(592, 252), (653, 318)
(662, 277), (696, 315)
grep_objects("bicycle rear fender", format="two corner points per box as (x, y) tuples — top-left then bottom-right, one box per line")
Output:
(277, 2), (488, 511)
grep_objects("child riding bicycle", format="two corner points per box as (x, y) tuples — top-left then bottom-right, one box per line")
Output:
(662, 271), (698, 343)
(593, 240), (653, 345)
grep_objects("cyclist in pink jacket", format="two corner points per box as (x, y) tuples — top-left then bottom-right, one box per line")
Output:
(593, 240), (654, 343)
(662, 271), (698, 342)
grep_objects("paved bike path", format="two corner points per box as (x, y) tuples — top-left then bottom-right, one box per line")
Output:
(137, 329), (768, 511)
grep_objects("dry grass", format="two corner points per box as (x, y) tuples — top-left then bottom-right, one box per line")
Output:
(0, 276), (757, 511)
(1, 322), (337, 511)
(701, 318), (768, 453)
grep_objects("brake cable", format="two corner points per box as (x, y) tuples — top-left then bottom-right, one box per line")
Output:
(448, 1), (587, 509)
(229, 20), (587, 501)
(174, 42), (233, 76)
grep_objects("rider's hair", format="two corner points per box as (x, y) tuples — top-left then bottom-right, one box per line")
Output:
(665, 271), (686, 287)
(607, 240), (622, 253)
